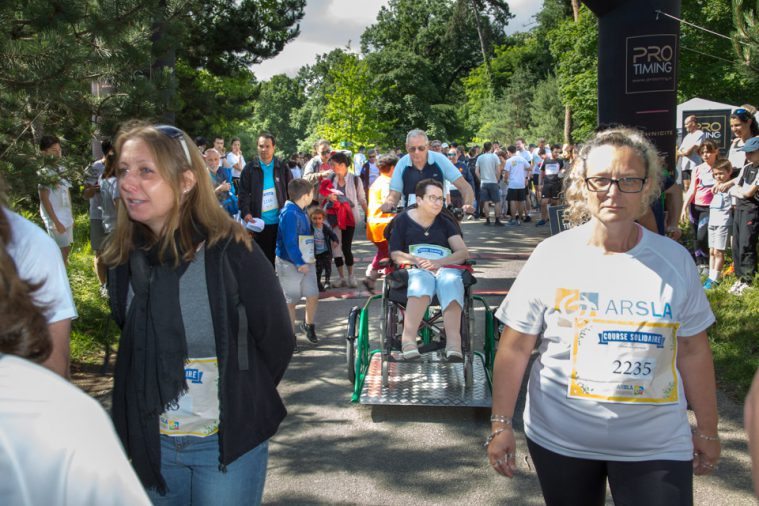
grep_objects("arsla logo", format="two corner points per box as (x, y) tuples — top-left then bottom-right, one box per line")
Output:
(554, 288), (599, 317)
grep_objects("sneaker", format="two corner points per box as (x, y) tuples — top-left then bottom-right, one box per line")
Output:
(703, 279), (717, 290)
(494, 219), (504, 227)
(318, 284), (326, 293)
(347, 276), (357, 288)
(535, 219), (547, 227)
(302, 323), (318, 343)
(523, 215), (532, 223)
(466, 214), (474, 221)
(332, 278), (345, 288)
(323, 281), (331, 290)
(484, 218), (491, 226)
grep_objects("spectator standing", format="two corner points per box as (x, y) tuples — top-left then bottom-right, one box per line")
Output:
(535, 147), (566, 227)
(353, 146), (367, 174)
(310, 207), (338, 292)
(359, 148), (379, 200)
(447, 147), (474, 211)
(276, 179), (321, 346)
(37, 135), (74, 266)
(213, 136), (225, 158)
(104, 123), (294, 503)
(224, 137), (246, 186)
(703, 160), (735, 289)
(205, 148), (237, 217)
(303, 139), (333, 203)
(475, 142), (504, 226)
(83, 139), (113, 296)
(729, 106), (759, 172)
(99, 149), (120, 239)
(682, 140), (719, 273)
(238, 133), (292, 266)
(289, 154), (303, 179)
(677, 115), (706, 191)
(504, 145), (532, 224)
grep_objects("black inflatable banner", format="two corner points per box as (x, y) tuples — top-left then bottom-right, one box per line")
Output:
(583, 0), (681, 174)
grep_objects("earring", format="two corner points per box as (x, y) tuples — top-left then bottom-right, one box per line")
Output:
(183, 188), (190, 194)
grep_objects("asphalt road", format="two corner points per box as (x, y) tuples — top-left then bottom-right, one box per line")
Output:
(263, 215), (756, 505)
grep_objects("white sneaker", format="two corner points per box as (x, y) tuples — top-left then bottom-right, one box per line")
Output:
(332, 278), (345, 288)
(347, 276), (357, 288)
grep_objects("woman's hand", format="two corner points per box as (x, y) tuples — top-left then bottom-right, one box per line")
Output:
(487, 428), (518, 478)
(416, 258), (439, 271)
(692, 434), (721, 476)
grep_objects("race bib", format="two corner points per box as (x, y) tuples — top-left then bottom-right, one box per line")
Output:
(568, 318), (680, 405)
(409, 243), (451, 260)
(299, 235), (315, 264)
(160, 357), (220, 436)
(262, 187), (278, 213)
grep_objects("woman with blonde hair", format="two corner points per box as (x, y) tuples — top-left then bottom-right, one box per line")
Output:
(103, 123), (295, 504)
(487, 127), (720, 505)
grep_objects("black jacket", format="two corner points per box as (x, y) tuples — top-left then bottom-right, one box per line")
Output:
(238, 157), (292, 220)
(109, 238), (295, 474)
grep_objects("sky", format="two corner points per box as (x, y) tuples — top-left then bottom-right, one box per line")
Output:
(251, 0), (544, 81)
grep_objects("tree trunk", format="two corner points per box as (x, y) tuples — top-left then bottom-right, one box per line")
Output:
(150, 0), (176, 124)
(471, 0), (493, 90)
(571, 0), (580, 22)
(564, 105), (572, 144)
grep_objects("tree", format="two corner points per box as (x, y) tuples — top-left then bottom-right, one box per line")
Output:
(248, 74), (306, 155)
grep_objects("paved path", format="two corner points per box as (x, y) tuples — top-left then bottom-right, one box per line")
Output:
(263, 215), (756, 505)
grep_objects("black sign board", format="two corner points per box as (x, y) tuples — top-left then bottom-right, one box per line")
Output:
(583, 0), (681, 173)
(681, 109), (731, 155)
(548, 205), (570, 236)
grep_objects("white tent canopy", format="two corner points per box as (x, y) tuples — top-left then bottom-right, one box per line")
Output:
(676, 97), (737, 127)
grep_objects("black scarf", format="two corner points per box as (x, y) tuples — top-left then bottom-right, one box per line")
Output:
(111, 233), (194, 494)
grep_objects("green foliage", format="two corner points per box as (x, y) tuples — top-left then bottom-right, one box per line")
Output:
(731, 0), (759, 97)
(248, 74), (306, 155)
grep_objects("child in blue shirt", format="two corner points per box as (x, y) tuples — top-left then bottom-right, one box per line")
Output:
(275, 179), (320, 345)
(308, 207), (339, 291)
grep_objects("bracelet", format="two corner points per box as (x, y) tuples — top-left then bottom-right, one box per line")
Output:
(692, 428), (719, 441)
(483, 428), (509, 448)
(490, 415), (513, 425)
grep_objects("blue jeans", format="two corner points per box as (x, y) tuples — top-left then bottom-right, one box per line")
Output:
(406, 267), (464, 310)
(147, 434), (269, 505)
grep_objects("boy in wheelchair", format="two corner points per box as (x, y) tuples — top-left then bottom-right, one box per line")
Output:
(387, 178), (470, 361)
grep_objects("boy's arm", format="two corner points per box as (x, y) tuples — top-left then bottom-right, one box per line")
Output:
(280, 212), (305, 266)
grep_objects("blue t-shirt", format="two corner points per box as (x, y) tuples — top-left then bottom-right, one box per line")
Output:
(260, 159), (279, 225)
(389, 151), (462, 194)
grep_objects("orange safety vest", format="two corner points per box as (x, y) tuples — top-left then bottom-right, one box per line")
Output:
(366, 174), (394, 243)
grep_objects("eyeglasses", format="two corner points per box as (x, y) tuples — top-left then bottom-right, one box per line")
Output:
(446, 152), (456, 157)
(585, 176), (647, 193)
(156, 125), (192, 165)
(407, 145), (427, 153)
(424, 195), (445, 203)
(320, 150), (331, 156)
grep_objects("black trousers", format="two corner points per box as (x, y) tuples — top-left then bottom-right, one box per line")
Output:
(315, 251), (332, 286)
(527, 437), (693, 506)
(690, 203), (710, 265)
(333, 226), (355, 268)
(253, 224), (278, 266)
(732, 205), (759, 283)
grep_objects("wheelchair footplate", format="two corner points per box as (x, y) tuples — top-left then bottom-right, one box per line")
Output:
(359, 353), (492, 407)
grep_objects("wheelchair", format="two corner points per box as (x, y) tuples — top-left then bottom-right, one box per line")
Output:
(346, 207), (497, 406)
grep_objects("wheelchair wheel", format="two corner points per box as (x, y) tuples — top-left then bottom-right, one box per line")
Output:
(347, 338), (357, 384)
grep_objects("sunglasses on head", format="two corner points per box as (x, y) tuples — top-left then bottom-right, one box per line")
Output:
(734, 108), (752, 121)
(156, 125), (192, 165)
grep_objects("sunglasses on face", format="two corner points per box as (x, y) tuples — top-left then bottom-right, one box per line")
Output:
(407, 145), (427, 153)
(320, 150), (331, 156)
(446, 152), (456, 157)
(156, 125), (192, 165)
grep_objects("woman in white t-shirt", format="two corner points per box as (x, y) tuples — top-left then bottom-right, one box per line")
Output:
(224, 137), (245, 180)
(486, 128), (720, 505)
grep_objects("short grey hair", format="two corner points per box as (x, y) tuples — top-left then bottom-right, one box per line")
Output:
(406, 129), (428, 145)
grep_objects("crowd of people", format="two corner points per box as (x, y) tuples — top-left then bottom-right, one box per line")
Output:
(3, 109), (759, 505)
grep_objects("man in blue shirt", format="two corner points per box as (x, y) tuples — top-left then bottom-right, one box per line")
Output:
(381, 129), (474, 212)
(239, 132), (293, 265)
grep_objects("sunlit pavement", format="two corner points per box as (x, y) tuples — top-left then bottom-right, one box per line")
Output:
(264, 212), (756, 505)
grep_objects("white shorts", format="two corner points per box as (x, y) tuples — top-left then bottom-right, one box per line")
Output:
(708, 224), (729, 251)
(48, 225), (74, 248)
(275, 257), (319, 304)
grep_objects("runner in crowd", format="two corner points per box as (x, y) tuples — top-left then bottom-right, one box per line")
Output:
(104, 123), (294, 503)
(303, 139), (333, 204)
(446, 146), (475, 213)
(488, 127), (720, 505)
(83, 139), (113, 297)
(503, 145), (532, 225)
(529, 143), (542, 211)
(359, 148), (379, 201)
(677, 115), (705, 191)
(466, 145), (481, 219)
(535, 145), (565, 227)
(212, 135), (225, 158)
(475, 141), (503, 226)
(99, 148), (120, 244)
(716, 136), (759, 295)
(364, 155), (398, 293)
(380, 129), (474, 215)
(497, 149), (510, 220)
(388, 179), (469, 361)
(238, 132), (293, 266)
(276, 178), (321, 347)
(319, 151), (367, 288)
(681, 140), (720, 273)
(288, 154), (303, 179)
(37, 135), (74, 266)
(729, 106), (759, 172)
(0, 205), (151, 506)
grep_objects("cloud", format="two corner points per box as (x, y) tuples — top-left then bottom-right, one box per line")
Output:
(251, 0), (541, 81)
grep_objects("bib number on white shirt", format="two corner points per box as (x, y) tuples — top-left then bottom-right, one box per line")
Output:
(160, 357), (220, 436)
(568, 318), (680, 405)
